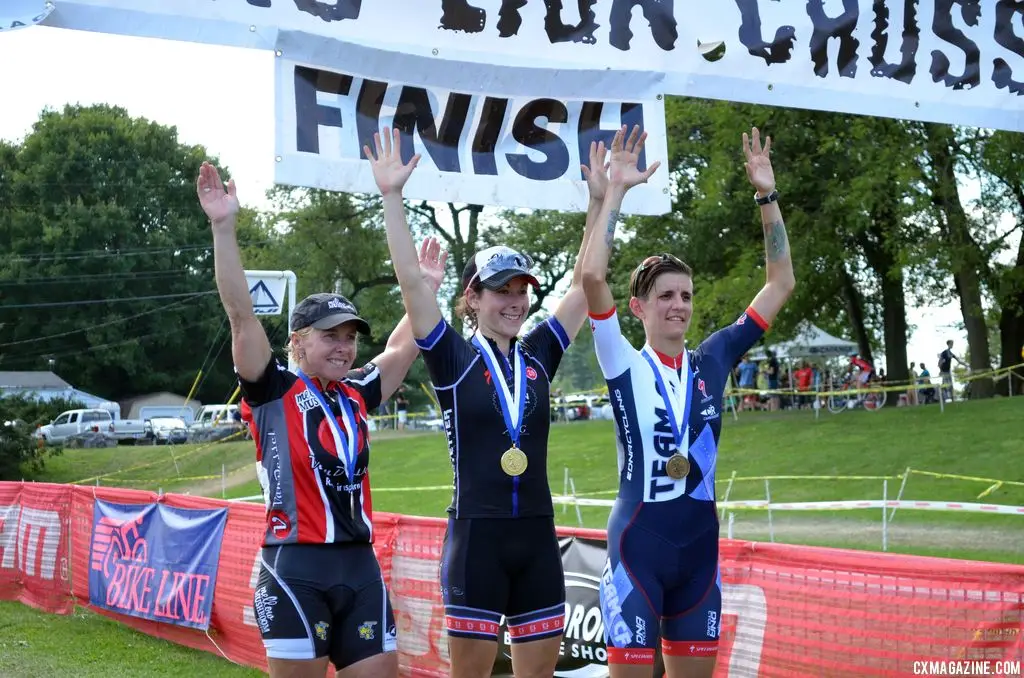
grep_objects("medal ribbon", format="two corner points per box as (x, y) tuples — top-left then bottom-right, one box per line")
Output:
(641, 350), (693, 456)
(297, 370), (358, 485)
(472, 330), (527, 448)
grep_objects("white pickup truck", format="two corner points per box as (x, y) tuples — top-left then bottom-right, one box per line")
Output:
(34, 409), (117, 447)
(188, 404), (243, 442)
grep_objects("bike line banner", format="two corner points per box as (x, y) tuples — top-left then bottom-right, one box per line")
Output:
(88, 498), (229, 631)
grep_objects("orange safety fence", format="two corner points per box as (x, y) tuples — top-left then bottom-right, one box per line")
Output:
(1, 482), (1021, 676)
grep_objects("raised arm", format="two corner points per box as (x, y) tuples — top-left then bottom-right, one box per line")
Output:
(581, 126), (661, 315)
(198, 162), (271, 383)
(744, 128), (796, 326)
(369, 238), (448, 401)
(550, 141), (612, 337)
(365, 128), (443, 340)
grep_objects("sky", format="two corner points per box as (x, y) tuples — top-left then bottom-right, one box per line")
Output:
(0, 24), (1005, 374)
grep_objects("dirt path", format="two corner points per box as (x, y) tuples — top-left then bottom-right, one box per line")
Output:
(183, 464), (258, 499)
(180, 430), (438, 499)
(724, 514), (1023, 554)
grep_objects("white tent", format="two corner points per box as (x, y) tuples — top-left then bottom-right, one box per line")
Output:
(750, 322), (858, 361)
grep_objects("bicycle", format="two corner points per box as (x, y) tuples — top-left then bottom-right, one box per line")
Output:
(827, 374), (887, 414)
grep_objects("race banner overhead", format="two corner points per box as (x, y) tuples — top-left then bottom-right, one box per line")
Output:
(40, 0), (1024, 132)
(275, 58), (671, 215)
(1, 0), (54, 32)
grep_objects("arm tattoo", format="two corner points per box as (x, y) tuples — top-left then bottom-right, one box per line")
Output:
(604, 209), (620, 248)
(765, 219), (789, 262)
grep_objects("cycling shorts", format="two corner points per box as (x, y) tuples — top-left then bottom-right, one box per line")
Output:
(440, 516), (566, 644)
(254, 543), (396, 669)
(601, 499), (721, 666)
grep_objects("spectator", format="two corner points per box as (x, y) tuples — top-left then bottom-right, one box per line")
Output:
(918, 363), (936, 404)
(766, 349), (780, 411)
(906, 362), (918, 406)
(795, 361), (814, 409)
(738, 355), (759, 411)
(395, 386), (409, 431)
(937, 339), (966, 402)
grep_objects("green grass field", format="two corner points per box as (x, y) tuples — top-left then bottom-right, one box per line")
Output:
(0, 601), (263, 678)
(4, 397), (1021, 675)
(30, 396), (1024, 562)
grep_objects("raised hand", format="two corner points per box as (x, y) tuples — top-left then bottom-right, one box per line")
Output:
(581, 140), (610, 202)
(196, 162), (239, 226)
(364, 127), (420, 197)
(743, 128), (776, 195)
(607, 125), (661, 190)
(418, 236), (448, 293)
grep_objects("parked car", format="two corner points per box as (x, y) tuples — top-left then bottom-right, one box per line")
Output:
(33, 408), (116, 447)
(110, 418), (149, 443)
(143, 417), (189, 445)
(188, 404), (242, 442)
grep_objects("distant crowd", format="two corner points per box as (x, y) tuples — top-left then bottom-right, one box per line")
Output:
(729, 338), (967, 411)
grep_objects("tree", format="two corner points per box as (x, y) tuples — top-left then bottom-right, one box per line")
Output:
(240, 186), (436, 393)
(481, 209), (587, 316)
(549, 316), (603, 394)
(0, 105), (242, 404)
(920, 124), (995, 398)
(406, 201), (483, 334)
(629, 99), (889, 364)
(972, 130), (1024, 394)
(0, 395), (73, 481)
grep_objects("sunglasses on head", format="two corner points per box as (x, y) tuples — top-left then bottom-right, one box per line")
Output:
(635, 253), (684, 274)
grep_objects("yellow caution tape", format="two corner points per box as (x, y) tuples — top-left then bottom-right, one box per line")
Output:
(976, 482), (1003, 500)
(907, 469), (1024, 487)
(101, 474), (224, 485)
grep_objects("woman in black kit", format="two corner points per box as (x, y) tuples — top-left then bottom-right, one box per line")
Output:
(365, 127), (605, 678)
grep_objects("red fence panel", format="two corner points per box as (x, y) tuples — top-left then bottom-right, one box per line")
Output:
(0, 482), (72, 614)
(1, 482), (1021, 677)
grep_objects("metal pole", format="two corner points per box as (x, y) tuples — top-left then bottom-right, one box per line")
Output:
(882, 479), (888, 552)
(728, 512), (735, 539)
(765, 479), (774, 543)
(222, 463), (226, 499)
(563, 467), (569, 515)
(285, 270), (298, 372)
(720, 470), (737, 522)
(889, 467), (911, 522)
(568, 477), (584, 527)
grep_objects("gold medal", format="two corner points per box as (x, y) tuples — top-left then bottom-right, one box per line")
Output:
(665, 454), (690, 480)
(500, 446), (528, 477)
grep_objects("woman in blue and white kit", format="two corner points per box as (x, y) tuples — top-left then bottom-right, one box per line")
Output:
(581, 126), (795, 678)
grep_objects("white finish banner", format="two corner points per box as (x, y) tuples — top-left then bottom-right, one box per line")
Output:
(274, 58), (671, 215)
(40, 0), (1024, 132)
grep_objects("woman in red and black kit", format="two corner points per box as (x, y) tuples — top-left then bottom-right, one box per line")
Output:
(198, 161), (447, 678)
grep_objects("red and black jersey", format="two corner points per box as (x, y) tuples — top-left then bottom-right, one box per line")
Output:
(238, 357), (382, 547)
(850, 356), (873, 373)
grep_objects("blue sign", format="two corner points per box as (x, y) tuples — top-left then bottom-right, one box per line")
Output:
(88, 499), (228, 631)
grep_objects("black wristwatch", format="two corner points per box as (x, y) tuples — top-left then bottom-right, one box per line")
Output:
(754, 190), (779, 206)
